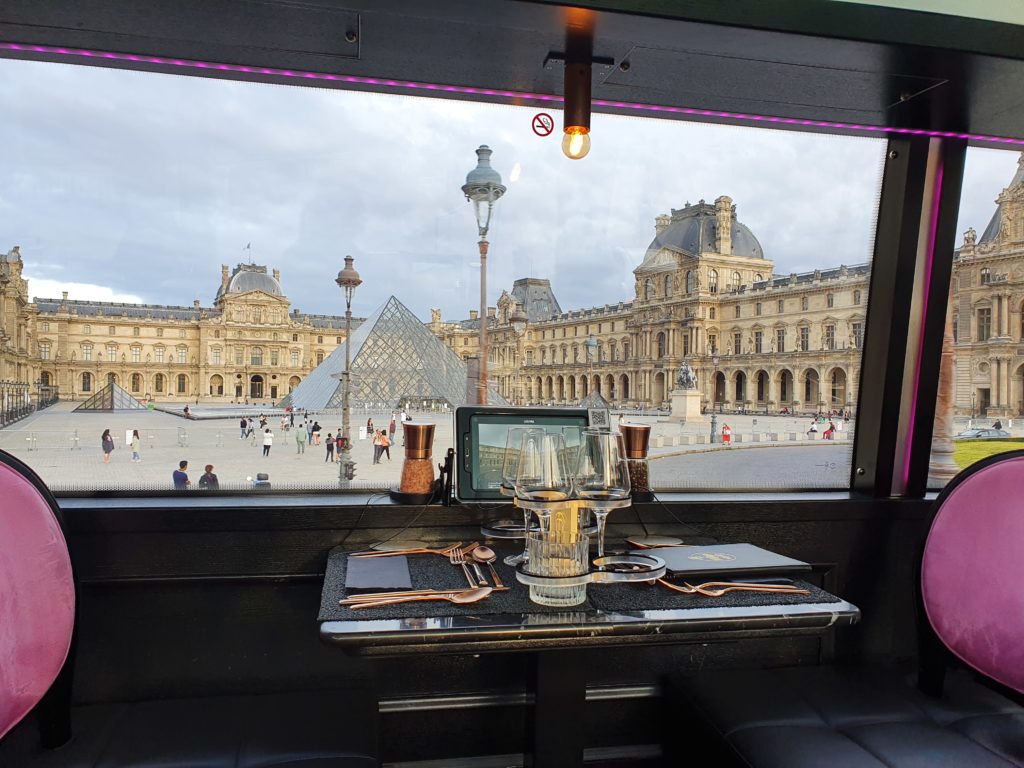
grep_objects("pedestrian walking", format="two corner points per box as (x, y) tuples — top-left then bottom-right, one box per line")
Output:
(239, 417), (247, 439)
(101, 429), (115, 463)
(325, 433), (336, 462)
(198, 464), (219, 489)
(172, 460), (190, 489)
(245, 418), (255, 440)
(389, 413), (397, 444)
(295, 424), (306, 454)
(289, 410), (295, 427)
(372, 429), (383, 464)
(262, 428), (273, 457)
(312, 421), (321, 446)
(380, 429), (392, 461)
(307, 420), (314, 444)
(131, 429), (141, 463)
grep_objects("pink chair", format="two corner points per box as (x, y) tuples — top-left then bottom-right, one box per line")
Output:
(0, 451), (75, 741)
(922, 450), (1024, 694)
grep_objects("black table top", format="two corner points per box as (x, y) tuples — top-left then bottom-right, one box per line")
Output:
(318, 547), (860, 656)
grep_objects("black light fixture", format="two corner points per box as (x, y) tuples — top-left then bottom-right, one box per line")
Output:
(562, 18), (593, 160)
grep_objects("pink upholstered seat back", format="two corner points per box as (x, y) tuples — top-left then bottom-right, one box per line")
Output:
(922, 452), (1024, 694)
(0, 460), (75, 739)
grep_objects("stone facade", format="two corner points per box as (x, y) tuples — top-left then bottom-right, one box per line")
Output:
(434, 196), (868, 414)
(28, 263), (350, 403)
(952, 154), (1024, 418)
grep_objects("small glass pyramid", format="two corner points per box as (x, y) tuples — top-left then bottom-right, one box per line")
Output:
(73, 381), (148, 411)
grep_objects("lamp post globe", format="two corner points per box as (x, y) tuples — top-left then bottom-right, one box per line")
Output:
(336, 255), (362, 485)
(462, 145), (507, 405)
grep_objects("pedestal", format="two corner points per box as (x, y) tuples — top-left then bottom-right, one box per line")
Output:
(669, 388), (705, 423)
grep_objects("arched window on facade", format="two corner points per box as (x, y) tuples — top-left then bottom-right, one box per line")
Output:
(754, 273), (763, 282)
(732, 271), (742, 290)
(177, 374), (187, 394)
(980, 267), (991, 285)
(251, 346), (263, 366)
(708, 270), (718, 293)
(131, 373), (142, 392)
(155, 374), (165, 393)
(81, 372), (92, 392)
(40, 371), (51, 386)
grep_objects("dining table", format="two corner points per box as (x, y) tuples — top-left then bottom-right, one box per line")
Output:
(318, 541), (860, 768)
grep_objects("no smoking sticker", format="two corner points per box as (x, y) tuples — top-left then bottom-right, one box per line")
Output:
(532, 113), (554, 136)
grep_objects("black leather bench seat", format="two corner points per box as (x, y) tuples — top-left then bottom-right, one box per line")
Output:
(679, 666), (1024, 768)
(17, 690), (378, 768)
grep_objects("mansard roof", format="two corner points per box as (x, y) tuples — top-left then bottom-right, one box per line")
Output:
(640, 201), (765, 268)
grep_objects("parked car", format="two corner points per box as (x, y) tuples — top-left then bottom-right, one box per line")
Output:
(955, 428), (1010, 439)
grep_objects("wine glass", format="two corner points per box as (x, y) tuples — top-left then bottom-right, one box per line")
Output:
(500, 427), (532, 566)
(514, 429), (573, 502)
(574, 429), (630, 558)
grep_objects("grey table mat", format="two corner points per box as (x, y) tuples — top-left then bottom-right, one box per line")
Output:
(319, 546), (594, 619)
(319, 544), (841, 621)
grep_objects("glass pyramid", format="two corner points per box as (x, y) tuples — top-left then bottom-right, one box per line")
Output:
(73, 381), (148, 411)
(281, 295), (506, 411)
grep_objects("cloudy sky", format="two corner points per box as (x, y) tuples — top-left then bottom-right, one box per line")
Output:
(0, 58), (1018, 321)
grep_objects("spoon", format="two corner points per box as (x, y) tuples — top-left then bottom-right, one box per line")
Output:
(471, 546), (504, 589)
(350, 587), (492, 610)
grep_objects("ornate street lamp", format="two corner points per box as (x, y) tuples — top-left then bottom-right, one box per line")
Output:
(510, 304), (528, 405)
(336, 255), (362, 485)
(462, 145), (506, 405)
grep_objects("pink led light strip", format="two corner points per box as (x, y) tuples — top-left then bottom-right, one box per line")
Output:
(3, 41), (1024, 147)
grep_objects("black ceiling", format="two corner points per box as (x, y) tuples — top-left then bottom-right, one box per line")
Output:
(1, 0), (1023, 142)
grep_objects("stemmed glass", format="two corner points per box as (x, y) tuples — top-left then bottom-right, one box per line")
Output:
(500, 427), (532, 566)
(574, 429), (631, 558)
(514, 429), (573, 502)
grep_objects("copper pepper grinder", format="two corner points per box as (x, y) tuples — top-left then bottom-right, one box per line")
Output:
(398, 422), (436, 496)
(619, 423), (653, 502)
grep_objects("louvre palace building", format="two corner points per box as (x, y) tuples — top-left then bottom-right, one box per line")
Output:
(433, 154), (1024, 418)
(2, 155), (1023, 416)
(1, 257), (350, 405)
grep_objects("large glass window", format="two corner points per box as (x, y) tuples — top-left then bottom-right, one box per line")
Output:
(928, 147), (1024, 488)
(0, 56), (889, 492)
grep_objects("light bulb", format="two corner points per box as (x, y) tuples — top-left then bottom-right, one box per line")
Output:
(561, 127), (591, 160)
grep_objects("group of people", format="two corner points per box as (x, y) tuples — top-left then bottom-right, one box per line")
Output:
(172, 460), (219, 489)
(101, 428), (144, 463)
(808, 416), (843, 440)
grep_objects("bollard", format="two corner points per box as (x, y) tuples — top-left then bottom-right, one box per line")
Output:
(215, 430), (224, 448)
(71, 430), (81, 451)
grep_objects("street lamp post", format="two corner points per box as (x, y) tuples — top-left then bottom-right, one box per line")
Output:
(336, 255), (362, 485)
(710, 354), (720, 443)
(462, 145), (507, 405)
(510, 304), (528, 405)
(971, 391), (976, 421)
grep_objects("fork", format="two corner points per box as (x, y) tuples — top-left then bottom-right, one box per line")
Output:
(350, 542), (462, 558)
(450, 544), (477, 588)
(657, 578), (810, 597)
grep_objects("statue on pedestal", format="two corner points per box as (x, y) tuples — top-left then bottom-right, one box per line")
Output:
(675, 360), (698, 390)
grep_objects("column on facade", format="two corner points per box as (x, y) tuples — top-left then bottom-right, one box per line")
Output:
(1005, 293), (1013, 338)
(1001, 357), (1011, 409)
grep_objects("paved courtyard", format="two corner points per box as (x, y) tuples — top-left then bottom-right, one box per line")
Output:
(0, 403), (1013, 493)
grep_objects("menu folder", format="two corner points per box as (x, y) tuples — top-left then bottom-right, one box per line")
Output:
(645, 543), (810, 579)
(344, 554), (413, 593)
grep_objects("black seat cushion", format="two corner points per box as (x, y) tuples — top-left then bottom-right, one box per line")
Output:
(20, 689), (378, 767)
(676, 666), (1024, 768)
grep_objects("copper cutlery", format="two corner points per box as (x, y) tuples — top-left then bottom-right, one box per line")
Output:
(349, 542), (463, 558)
(350, 587), (493, 610)
(656, 578), (810, 597)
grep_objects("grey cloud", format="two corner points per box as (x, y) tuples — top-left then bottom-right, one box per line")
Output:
(0, 58), (1016, 324)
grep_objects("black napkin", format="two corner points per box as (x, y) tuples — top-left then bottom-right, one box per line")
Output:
(344, 555), (413, 592)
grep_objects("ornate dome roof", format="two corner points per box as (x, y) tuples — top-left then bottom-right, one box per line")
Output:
(638, 200), (764, 270)
(222, 265), (283, 297)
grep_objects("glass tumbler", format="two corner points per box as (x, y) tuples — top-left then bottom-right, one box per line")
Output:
(525, 504), (590, 607)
